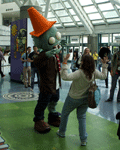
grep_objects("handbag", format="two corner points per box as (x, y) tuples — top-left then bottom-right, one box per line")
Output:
(88, 74), (101, 109)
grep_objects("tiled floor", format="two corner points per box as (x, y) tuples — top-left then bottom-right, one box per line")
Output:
(0, 64), (120, 125)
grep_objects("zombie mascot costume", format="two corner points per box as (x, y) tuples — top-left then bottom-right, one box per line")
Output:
(27, 7), (62, 133)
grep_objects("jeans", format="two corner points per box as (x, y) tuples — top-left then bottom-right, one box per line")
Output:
(23, 66), (31, 86)
(59, 95), (88, 142)
(33, 89), (59, 122)
(31, 67), (40, 89)
(109, 74), (120, 100)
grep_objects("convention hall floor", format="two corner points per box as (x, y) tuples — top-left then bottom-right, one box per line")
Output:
(0, 64), (120, 150)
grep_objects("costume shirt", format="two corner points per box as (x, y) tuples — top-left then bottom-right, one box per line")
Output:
(28, 51), (38, 68)
(22, 53), (31, 67)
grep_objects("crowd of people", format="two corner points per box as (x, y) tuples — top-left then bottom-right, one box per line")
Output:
(1, 45), (120, 146)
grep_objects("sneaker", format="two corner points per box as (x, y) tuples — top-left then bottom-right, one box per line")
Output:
(56, 130), (65, 138)
(81, 141), (87, 146)
(105, 98), (113, 102)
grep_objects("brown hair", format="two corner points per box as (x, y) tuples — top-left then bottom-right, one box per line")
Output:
(80, 55), (95, 80)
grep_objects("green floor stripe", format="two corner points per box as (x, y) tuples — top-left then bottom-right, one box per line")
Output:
(0, 101), (119, 150)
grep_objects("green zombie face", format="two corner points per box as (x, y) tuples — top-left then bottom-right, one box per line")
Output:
(32, 26), (61, 51)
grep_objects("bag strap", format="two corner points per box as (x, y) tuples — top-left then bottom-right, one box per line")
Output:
(90, 73), (96, 86)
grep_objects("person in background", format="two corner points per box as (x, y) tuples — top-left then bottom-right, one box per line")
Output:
(71, 51), (78, 72)
(76, 48), (91, 69)
(105, 48), (120, 102)
(98, 47), (103, 72)
(28, 46), (40, 91)
(20, 47), (31, 88)
(93, 51), (98, 67)
(89, 50), (92, 56)
(0, 46), (6, 78)
(104, 46), (112, 88)
(57, 53), (108, 146)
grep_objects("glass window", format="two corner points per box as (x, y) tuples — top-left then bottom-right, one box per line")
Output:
(48, 18), (58, 22)
(95, 0), (109, 3)
(83, 6), (98, 13)
(60, 17), (72, 22)
(98, 3), (114, 11)
(88, 13), (102, 20)
(79, 0), (93, 6)
(102, 34), (108, 43)
(73, 16), (80, 21)
(37, 0), (45, 5)
(83, 36), (88, 43)
(92, 20), (105, 25)
(64, 23), (76, 27)
(69, 9), (76, 15)
(51, 0), (59, 3)
(56, 10), (68, 16)
(107, 18), (120, 23)
(64, 2), (71, 8)
(51, 3), (64, 10)
(116, 5), (120, 9)
(113, 34), (120, 43)
(48, 12), (54, 18)
(54, 24), (62, 27)
(103, 11), (118, 18)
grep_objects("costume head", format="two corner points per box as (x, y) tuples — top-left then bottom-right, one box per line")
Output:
(27, 7), (61, 52)
(99, 47), (110, 59)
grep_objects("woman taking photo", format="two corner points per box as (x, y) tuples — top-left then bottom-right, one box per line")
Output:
(57, 53), (108, 146)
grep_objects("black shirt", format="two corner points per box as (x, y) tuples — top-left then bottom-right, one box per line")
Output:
(28, 51), (39, 68)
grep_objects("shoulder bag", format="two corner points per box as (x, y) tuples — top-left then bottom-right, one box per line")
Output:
(88, 74), (101, 109)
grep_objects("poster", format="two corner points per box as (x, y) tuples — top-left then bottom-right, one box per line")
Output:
(11, 18), (27, 82)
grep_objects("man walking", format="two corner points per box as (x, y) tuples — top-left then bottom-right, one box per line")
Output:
(28, 46), (40, 91)
(106, 49), (120, 102)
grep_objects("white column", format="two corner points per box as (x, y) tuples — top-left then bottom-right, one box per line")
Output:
(0, 13), (2, 25)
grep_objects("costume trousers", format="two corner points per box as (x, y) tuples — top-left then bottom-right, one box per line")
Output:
(33, 89), (59, 122)
(110, 74), (120, 100)
(59, 95), (88, 142)
(23, 66), (31, 86)
(0, 61), (4, 77)
(31, 67), (40, 89)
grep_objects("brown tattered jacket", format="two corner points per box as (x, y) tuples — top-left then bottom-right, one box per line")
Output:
(34, 51), (61, 94)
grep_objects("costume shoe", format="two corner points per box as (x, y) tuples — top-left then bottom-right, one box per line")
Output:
(34, 120), (51, 133)
(48, 112), (61, 127)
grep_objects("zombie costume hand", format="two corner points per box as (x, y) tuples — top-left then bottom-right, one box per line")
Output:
(45, 47), (62, 58)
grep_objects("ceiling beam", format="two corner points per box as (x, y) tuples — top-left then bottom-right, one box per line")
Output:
(110, 0), (120, 17)
(44, 0), (50, 18)
(60, 0), (79, 28)
(91, 0), (108, 26)
(49, 5), (65, 29)
(113, 0), (120, 6)
(67, 0), (94, 34)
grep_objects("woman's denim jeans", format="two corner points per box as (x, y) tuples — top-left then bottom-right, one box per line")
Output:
(59, 95), (88, 142)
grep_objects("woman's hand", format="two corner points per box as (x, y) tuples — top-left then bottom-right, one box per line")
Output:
(63, 53), (70, 63)
(101, 56), (108, 64)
